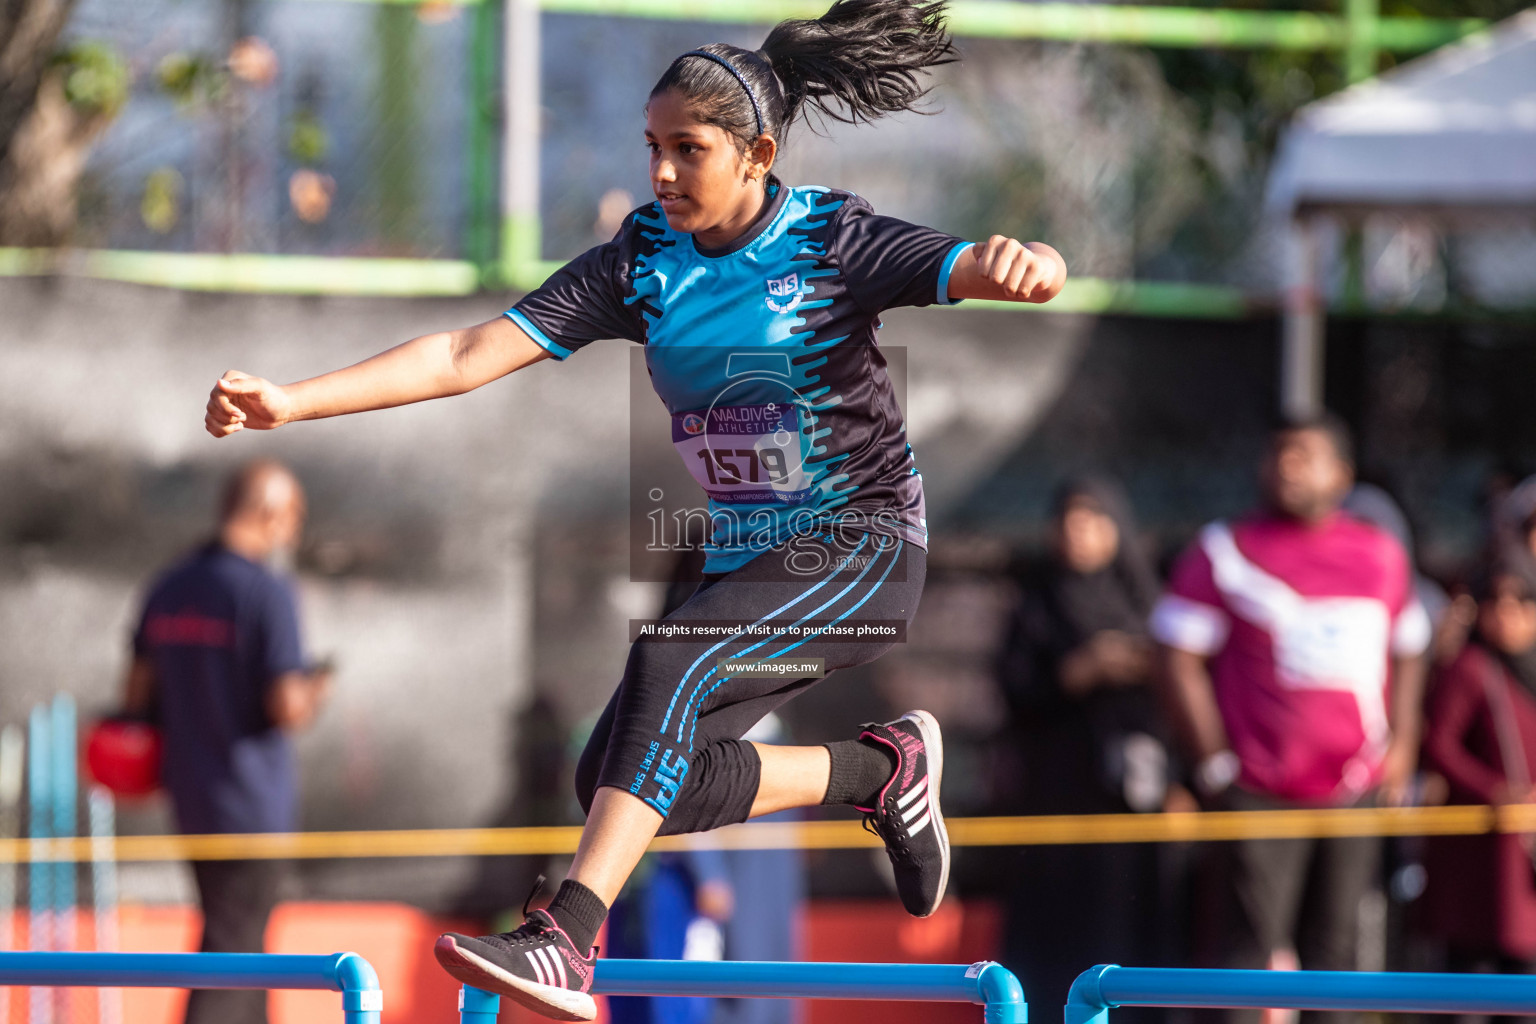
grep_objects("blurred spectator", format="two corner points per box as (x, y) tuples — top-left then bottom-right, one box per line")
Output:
(1344, 484), (1447, 634)
(123, 460), (330, 1024)
(1422, 548), (1536, 989)
(1498, 475), (1536, 562)
(1152, 416), (1430, 1020)
(995, 476), (1180, 1016)
(1341, 482), (1461, 964)
(1344, 483), (1472, 670)
(998, 476), (1170, 813)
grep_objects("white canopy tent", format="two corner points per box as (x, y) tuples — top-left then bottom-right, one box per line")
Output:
(1265, 8), (1536, 416)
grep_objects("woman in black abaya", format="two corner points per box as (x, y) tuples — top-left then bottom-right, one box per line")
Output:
(995, 477), (1179, 1020)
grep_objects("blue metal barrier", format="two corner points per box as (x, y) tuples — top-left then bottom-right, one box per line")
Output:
(0, 951), (382, 1023)
(460, 959), (1026, 1023)
(1067, 964), (1536, 1024)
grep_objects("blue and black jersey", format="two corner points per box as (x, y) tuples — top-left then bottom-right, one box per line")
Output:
(508, 177), (971, 573)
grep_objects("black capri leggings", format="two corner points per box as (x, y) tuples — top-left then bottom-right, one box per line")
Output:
(576, 533), (926, 836)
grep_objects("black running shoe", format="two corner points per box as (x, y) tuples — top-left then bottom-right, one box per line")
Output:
(434, 909), (597, 1022)
(856, 709), (950, 918)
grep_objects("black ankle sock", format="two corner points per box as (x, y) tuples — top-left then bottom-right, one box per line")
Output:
(822, 736), (899, 808)
(545, 879), (608, 953)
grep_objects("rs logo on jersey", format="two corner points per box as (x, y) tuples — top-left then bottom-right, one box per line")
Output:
(765, 272), (803, 313)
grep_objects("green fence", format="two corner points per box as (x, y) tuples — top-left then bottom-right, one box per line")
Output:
(0, 0), (1489, 313)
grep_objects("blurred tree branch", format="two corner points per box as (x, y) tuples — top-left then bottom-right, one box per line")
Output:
(0, 0), (75, 145)
(0, 0), (125, 246)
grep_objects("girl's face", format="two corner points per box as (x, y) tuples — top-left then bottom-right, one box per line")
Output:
(645, 89), (772, 245)
(1057, 501), (1120, 575)
(1479, 577), (1536, 655)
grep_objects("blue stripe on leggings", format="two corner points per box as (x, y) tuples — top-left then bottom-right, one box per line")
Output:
(672, 538), (893, 748)
(685, 539), (905, 751)
(657, 535), (871, 737)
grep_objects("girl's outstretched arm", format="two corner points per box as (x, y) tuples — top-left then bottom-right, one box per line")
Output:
(204, 315), (550, 437)
(946, 235), (1066, 304)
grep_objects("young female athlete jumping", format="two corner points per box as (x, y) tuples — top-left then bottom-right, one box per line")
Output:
(204, 1), (1064, 1018)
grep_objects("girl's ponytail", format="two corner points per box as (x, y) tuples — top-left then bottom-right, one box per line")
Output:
(649, 1), (954, 153)
(760, 1), (956, 128)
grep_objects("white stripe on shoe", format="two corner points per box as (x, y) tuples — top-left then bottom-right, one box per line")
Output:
(897, 781), (926, 810)
(902, 795), (929, 824)
(545, 946), (567, 989)
(525, 950), (547, 987)
(907, 809), (933, 838)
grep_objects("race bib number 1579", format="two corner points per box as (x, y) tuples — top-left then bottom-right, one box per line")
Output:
(671, 403), (813, 505)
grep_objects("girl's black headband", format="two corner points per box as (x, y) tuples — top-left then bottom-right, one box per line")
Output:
(678, 49), (764, 137)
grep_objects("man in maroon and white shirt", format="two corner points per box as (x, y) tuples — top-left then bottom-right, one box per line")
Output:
(1152, 416), (1429, 1003)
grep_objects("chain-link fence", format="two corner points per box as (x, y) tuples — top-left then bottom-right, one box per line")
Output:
(53, 0), (481, 259)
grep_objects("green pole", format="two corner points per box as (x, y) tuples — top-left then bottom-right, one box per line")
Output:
(374, 6), (425, 249)
(1345, 0), (1380, 82)
(502, 0), (541, 290)
(468, 0), (500, 284)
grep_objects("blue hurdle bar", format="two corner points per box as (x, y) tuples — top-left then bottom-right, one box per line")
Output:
(1067, 964), (1536, 1024)
(459, 959), (1026, 1023)
(0, 951), (382, 1023)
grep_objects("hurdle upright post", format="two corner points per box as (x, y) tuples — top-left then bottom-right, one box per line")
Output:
(1066, 964), (1117, 1024)
(458, 984), (500, 1023)
(331, 951), (384, 1024)
(28, 703), (54, 1024)
(50, 696), (77, 1024)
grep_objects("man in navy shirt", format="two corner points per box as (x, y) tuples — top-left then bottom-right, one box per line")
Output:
(124, 460), (330, 1024)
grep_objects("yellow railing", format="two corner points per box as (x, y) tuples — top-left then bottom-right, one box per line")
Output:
(5, 804), (1532, 863)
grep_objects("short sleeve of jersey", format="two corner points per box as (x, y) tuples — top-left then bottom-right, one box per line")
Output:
(256, 577), (306, 686)
(831, 196), (973, 314)
(1378, 534), (1433, 657)
(131, 601), (150, 657)
(1150, 542), (1231, 656)
(131, 571), (170, 657)
(506, 220), (646, 360)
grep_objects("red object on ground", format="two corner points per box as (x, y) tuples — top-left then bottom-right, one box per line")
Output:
(84, 719), (163, 796)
